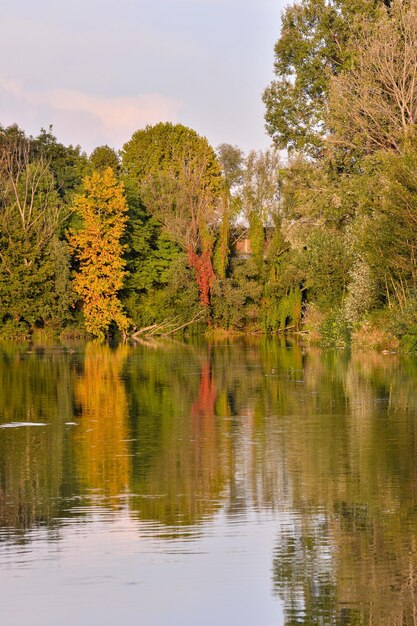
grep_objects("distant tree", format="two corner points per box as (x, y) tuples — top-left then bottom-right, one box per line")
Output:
(89, 145), (120, 173)
(213, 144), (245, 279)
(242, 149), (282, 224)
(68, 168), (129, 339)
(216, 143), (244, 190)
(33, 126), (88, 200)
(241, 149), (282, 271)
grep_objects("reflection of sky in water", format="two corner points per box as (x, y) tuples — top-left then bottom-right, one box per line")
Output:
(0, 508), (283, 626)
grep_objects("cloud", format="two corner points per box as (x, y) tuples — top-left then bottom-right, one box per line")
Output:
(0, 79), (182, 151)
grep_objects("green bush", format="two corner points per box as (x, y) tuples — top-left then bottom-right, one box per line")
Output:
(0, 318), (31, 341)
(319, 310), (351, 348)
(399, 330), (417, 353)
(262, 287), (302, 333)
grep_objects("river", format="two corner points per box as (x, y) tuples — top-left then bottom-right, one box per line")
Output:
(0, 338), (416, 625)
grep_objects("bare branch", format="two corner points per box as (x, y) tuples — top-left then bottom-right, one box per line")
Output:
(329, 1), (417, 154)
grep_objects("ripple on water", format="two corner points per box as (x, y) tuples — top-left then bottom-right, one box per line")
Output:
(0, 422), (48, 428)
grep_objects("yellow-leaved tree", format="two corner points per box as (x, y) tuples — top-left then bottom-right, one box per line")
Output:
(69, 168), (129, 339)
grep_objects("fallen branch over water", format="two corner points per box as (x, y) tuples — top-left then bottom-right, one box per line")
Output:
(130, 310), (205, 340)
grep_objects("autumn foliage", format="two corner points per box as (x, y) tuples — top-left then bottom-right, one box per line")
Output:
(188, 248), (215, 308)
(68, 168), (129, 339)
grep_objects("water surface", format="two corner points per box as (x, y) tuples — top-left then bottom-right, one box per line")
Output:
(1, 339), (417, 624)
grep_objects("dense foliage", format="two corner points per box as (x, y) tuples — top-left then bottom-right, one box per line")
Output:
(262, 0), (417, 349)
(1, 0), (417, 347)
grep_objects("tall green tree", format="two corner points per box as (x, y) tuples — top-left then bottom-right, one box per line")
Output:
(263, 0), (387, 155)
(0, 131), (71, 333)
(33, 126), (88, 201)
(122, 123), (224, 310)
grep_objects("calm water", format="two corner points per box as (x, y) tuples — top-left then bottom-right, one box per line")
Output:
(1, 339), (417, 625)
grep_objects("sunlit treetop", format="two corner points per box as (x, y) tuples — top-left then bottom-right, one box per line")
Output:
(263, 0), (390, 156)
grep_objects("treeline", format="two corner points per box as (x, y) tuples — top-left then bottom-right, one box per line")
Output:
(1, 0), (417, 347)
(0, 123), (293, 340)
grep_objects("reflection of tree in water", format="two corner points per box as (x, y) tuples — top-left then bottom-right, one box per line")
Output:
(216, 338), (304, 518)
(4, 336), (417, 624)
(271, 350), (417, 625)
(127, 343), (226, 529)
(191, 352), (217, 419)
(190, 349), (220, 509)
(74, 342), (130, 504)
(125, 338), (305, 529)
(273, 517), (337, 625)
(0, 343), (75, 531)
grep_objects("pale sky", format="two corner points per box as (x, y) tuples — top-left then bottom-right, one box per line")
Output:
(0, 0), (288, 155)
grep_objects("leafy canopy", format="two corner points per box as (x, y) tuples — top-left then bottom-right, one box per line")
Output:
(263, 0), (388, 155)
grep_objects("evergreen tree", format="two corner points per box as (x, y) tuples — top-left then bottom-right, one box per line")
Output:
(33, 126), (88, 201)
(0, 131), (71, 333)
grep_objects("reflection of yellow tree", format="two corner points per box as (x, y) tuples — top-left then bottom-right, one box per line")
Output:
(75, 343), (130, 503)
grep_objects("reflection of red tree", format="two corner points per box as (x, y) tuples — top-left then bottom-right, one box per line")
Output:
(191, 353), (218, 488)
(191, 359), (217, 420)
